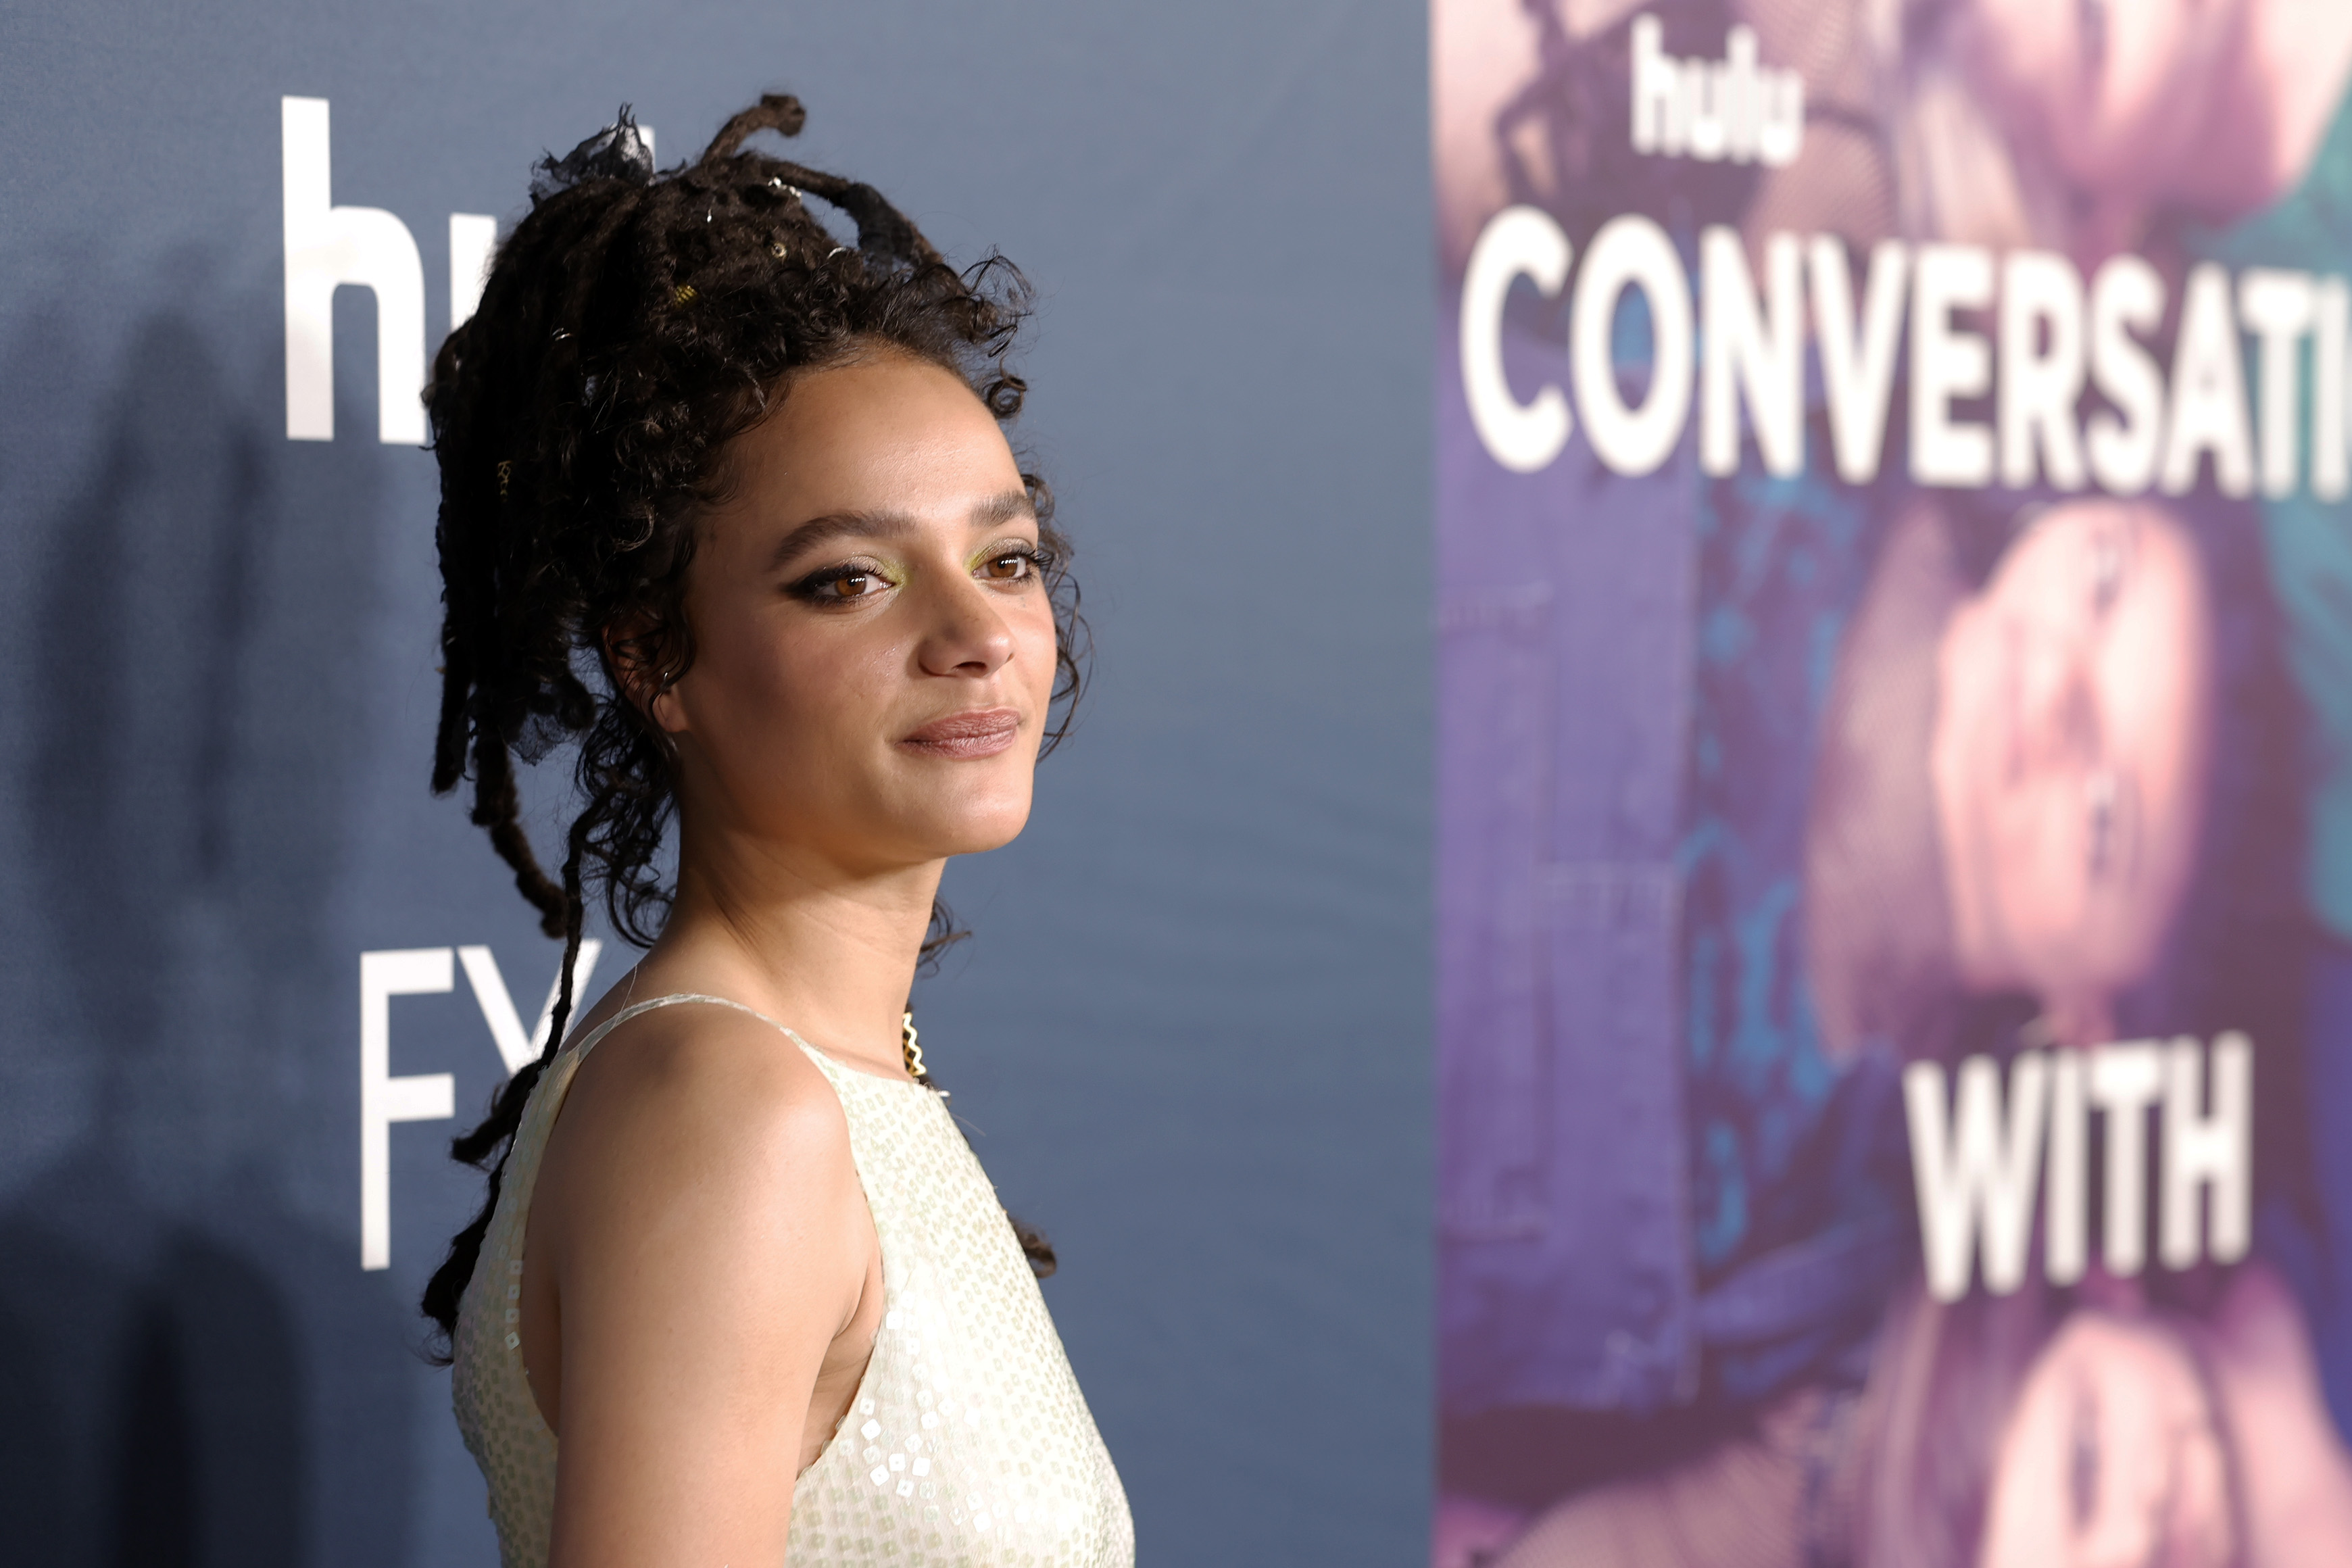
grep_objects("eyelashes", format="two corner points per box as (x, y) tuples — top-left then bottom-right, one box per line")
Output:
(976, 543), (1053, 583)
(787, 560), (896, 603)
(784, 543), (1051, 606)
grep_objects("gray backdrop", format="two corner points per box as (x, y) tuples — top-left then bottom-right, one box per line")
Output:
(0, 2), (1433, 1563)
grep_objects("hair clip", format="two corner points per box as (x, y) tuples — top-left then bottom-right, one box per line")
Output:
(672, 284), (697, 305)
(530, 106), (654, 205)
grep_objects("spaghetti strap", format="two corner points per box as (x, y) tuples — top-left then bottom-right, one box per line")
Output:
(563, 991), (793, 1064)
(565, 991), (925, 1089)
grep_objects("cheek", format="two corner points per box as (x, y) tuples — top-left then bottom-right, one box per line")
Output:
(1973, 0), (2107, 173)
(2094, 1358), (2235, 1568)
(1987, 779), (2090, 944)
(1980, 1378), (2082, 1567)
(1012, 599), (1060, 709)
(687, 609), (889, 775)
(1936, 606), (2042, 874)
(699, 616), (813, 728)
(1936, 602), (2001, 787)
(2167, 1427), (2236, 1568)
(1971, 0), (2073, 92)
(2098, 0), (2189, 117)
(2063, 0), (2197, 176)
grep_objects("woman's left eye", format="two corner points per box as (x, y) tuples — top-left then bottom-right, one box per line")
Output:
(979, 549), (1042, 583)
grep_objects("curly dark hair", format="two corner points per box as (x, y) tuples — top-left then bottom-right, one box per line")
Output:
(418, 95), (1081, 1350)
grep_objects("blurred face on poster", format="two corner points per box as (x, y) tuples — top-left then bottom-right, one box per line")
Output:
(1980, 1309), (2237, 1568)
(1960, 0), (2232, 201)
(1958, 0), (2352, 239)
(1932, 502), (2216, 1044)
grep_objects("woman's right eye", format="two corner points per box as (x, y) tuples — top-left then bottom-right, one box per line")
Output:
(790, 563), (891, 603)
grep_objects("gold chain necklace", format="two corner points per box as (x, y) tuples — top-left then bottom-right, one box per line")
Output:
(900, 1009), (933, 1087)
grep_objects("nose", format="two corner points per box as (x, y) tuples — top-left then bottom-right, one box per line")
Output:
(914, 574), (1016, 679)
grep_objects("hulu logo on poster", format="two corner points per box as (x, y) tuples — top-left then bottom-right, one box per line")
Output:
(1627, 14), (1803, 168)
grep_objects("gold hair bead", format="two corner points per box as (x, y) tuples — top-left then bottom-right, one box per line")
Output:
(672, 283), (697, 305)
(495, 458), (512, 497)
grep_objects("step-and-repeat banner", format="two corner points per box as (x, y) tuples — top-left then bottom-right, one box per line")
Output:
(1437, 2), (2352, 1564)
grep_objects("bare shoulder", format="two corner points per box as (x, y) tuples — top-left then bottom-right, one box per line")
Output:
(520, 999), (875, 1538)
(537, 1000), (857, 1250)
(572, 1000), (841, 1127)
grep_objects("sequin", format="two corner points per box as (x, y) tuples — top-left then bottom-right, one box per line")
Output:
(449, 992), (1132, 1567)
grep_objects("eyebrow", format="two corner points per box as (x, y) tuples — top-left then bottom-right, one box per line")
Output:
(764, 490), (1035, 572)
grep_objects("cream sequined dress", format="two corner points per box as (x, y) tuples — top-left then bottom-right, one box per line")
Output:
(451, 994), (1134, 1567)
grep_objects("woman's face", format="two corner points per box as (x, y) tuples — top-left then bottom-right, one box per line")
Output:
(1932, 501), (2215, 1042)
(1961, 0), (2232, 201)
(1981, 1310), (2237, 1568)
(650, 349), (1059, 878)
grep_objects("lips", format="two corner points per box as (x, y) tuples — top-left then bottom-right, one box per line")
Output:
(900, 706), (1023, 760)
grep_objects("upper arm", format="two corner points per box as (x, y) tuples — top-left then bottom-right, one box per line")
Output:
(531, 1012), (866, 1568)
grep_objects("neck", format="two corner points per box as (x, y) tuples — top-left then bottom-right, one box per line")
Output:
(647, 812), (941, 1081)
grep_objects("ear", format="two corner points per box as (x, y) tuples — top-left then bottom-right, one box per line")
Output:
(602, 614), (692, 736)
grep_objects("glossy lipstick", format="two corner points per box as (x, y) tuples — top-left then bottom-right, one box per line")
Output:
(901, 706), (1022, 760)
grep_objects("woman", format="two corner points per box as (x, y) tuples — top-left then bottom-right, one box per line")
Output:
(1857, 1262), (2352, 1568)
(416, 96), (1133, 1567)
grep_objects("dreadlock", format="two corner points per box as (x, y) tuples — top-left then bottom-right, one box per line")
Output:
(419, 95), (1081, 1351)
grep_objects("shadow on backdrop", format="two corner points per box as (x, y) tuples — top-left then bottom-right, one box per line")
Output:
(0, 284), (419, 1567)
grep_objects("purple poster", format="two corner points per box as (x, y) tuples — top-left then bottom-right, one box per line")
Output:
(1434, 2), (2352, 1563)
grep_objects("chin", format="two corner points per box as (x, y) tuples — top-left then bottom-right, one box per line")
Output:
(908, 798), (1035, 858)
(954, 815), (1031, 855)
